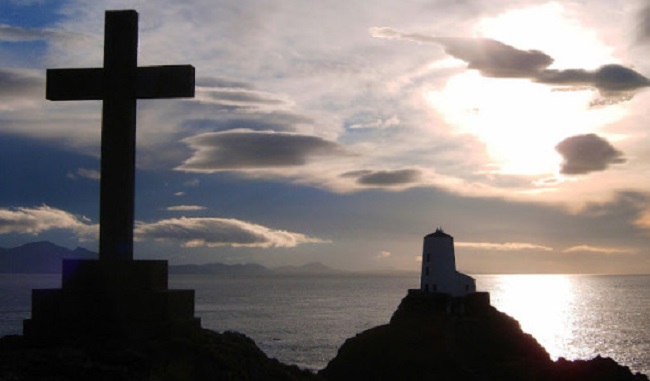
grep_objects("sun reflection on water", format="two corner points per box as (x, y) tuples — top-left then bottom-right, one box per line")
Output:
(483, 274), (577, 360)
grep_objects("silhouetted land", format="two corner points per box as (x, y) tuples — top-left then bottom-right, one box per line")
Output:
(2, 290), (648, 380)
(0, 241), (341, 275)
(0, 241), (96, 273)
(320, 290), (648, 381)
(0, 328), (319, 380)
(1, 242), (648, 380)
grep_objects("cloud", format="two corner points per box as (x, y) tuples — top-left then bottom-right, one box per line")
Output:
(637, 2), (650, 44)
(562, 245), (637, 255)
(0, 24), (75, 42)
(67, 167), (100, 180)
(555, 134), (626, 175)
(135, 217), (325, 248)
(346, 113), (400, 129)
(370, 28), (553, 78)
(0, 69), (42, 99)
(0, 205), (97, 239)
(431, 37), (553, 79)
(165, 205), (207, 212)
(375, 250), (391, 259)
(633, 207), (650, 231)
(187, 78), (313, 136)
(342, 169), (422, 186)
(371, 28), (650, 97)
(177, 130), (348, 172)
(537, 65), (650, 94)
(194, 77), (294, 112)
(182, 110), (311, 133)
(456, 241), (553, 251)
(203, 89), (287, 106)
(196, 77), (254, 90)
(183, 178), (200, 187)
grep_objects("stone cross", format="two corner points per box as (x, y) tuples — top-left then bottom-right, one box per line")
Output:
(46, 10), (195, 260)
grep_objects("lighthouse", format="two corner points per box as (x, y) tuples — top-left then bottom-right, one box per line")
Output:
(420, 228), (476, 297)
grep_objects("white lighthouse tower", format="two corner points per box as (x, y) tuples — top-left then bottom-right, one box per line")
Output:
(420, 228), (475, 297)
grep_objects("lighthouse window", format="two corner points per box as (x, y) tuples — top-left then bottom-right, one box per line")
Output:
(425, 267), (429, 275)
(433, 284), (437, 292)
(426, 253), (430, 262)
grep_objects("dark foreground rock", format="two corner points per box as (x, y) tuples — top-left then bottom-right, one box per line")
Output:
(0, 328), (321, 381)
(320, 290), (648, 381)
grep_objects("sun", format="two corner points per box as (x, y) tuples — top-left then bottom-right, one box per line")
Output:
(426, 3), (626, 177)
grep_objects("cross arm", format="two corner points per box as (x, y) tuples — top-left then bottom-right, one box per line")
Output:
(136, 65), (195, 99)
(46, 68), (104, 101)
(46, 65), (195, 102)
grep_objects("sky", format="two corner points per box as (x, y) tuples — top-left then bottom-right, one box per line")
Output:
(1, 0), (650, 274)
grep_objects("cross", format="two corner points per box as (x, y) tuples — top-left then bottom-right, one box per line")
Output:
(46, 10), (195, 261)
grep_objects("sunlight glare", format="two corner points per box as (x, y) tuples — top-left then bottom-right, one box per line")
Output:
(426, 3), (626, 177)
(475, 3), (615, 70)
(490, 275), (576, 360)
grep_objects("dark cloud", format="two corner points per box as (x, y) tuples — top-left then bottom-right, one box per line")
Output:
(372, 27), (650, 97)
(0, 69), (42, 98)
(593, 65), (650, 92)
(371, 28), (553, 78)
(434, 37), (553, 78)
(538, 65), (650, 94)
(555, 134), (626, 175)
(135, 217), (323, 248)
(342, 169), (422, 186)
(178, 130), (348, 171)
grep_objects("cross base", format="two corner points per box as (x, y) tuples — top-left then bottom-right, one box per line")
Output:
(24, 259), (201, 341)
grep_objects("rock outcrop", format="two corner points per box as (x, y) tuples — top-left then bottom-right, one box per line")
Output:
(0, 329), (321, 381)
(320, 290), (648, 381)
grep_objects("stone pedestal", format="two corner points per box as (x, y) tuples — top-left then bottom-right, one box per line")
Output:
(24, 259), (200, 341)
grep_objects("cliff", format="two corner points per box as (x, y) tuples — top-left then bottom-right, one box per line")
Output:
(320, 290), (648, 381)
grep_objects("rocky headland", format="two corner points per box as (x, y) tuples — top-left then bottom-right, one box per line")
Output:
(320, 290), (648, 381)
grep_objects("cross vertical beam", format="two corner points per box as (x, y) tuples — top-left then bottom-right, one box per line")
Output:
(46, 10), (195, 261)
(100, 10), (138, 260)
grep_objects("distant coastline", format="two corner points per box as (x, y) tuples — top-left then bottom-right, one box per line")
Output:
(0, 241), (419, 276)
(3, 241), (646, 276)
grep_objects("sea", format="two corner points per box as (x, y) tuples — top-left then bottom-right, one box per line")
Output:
(0, 273), (648, 376)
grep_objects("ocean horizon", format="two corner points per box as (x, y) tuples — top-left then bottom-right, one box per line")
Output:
(0, 273), (648, 376)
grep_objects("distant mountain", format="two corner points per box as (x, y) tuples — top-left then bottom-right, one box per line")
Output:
(170, 261), (343, 276)
(170, 262), (270, 275)
(0, 241), (342, 276)
(0, 241), (97, 273)
(273, 262), (341, 275)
